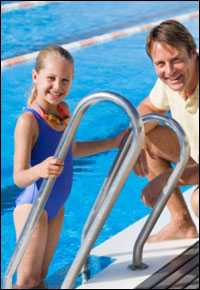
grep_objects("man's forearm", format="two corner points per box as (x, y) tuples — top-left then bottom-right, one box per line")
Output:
(137, 100), (165, 135)
(179, 164), (199, 185)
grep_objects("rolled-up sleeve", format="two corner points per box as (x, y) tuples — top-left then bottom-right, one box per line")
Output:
(149, 79), (170, 111)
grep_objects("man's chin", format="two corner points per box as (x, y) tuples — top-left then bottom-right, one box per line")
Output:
(166, 82), (184, 92)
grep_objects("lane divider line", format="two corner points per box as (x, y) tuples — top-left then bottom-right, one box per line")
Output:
(1, 10), (198, 70)
(1, 1), (65, 13)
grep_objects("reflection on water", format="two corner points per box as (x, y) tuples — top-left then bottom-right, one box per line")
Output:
(1, 158), (96, 212)
(46, 255), (115, 289)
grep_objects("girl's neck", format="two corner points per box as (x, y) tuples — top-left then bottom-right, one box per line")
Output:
(31, 99), (70, 128)
(33, 99), (57, 114)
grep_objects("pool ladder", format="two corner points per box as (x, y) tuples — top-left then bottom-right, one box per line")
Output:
(3, 91), (190, 289)
(130, 113), (190, 271)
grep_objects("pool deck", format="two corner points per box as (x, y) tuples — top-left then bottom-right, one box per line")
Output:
(77, 188), (199, 289)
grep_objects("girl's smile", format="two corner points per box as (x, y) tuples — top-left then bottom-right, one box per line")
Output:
(32, 54), (73, 107)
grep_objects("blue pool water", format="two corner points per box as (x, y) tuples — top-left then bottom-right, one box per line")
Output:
(1, 1), (199, 288)
(2, 1), (198, 59)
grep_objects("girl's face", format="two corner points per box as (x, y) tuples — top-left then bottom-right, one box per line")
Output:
(32, 54), (73, 106)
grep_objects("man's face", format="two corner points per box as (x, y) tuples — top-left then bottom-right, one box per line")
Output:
(151, 41), (195, 93)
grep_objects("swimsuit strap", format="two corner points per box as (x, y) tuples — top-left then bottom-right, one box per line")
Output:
(24, 107), (43, 120)
(25, 105), (70, 126)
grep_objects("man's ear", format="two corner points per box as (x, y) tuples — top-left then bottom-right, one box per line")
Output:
(190, 48), (198, 59)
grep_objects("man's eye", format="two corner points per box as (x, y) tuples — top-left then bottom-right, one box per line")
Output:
(156, 62), (164, 68)
(48, 76), (55, 81)
(173, 58), (182, 64)
(62, 79), (69, 84)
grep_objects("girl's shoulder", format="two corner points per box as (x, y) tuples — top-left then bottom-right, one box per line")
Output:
(18, 110), (37, 122)
(15, 112), (39, 147)
(16, 111), (39, 133)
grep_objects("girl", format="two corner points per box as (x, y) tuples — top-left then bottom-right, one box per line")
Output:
(13, 45), (127, 289)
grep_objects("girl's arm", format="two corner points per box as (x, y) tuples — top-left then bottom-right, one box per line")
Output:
(14, 113), (64, 188)
(14, 112), (40, 187)
(72, 130), (129, 158)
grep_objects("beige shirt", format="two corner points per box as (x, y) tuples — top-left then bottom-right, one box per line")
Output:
(149, 79), (199, 163)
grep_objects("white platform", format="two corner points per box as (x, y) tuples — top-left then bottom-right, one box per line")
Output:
(77, 188), (199, 289)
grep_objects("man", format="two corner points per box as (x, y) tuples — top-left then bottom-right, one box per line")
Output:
(136, 19), (199, 242)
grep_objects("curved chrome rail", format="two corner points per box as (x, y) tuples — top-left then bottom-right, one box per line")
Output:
(80, 131), (133, 282)
(4, 91), (144, 289)
(60, 92), (144, 289)
(130, 113), (190, 270)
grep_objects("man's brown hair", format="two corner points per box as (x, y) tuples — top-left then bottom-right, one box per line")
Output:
(146, 19), (197, 59)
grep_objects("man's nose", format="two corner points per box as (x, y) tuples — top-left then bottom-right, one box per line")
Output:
(165, 62), (174, 76)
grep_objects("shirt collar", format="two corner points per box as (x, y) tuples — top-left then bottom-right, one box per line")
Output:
(184, 82), (199, 114)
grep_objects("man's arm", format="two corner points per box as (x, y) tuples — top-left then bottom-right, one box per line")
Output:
(137, 96), (167, 134)
(141, 163), (199, 208)
(132, 97), (167, 177)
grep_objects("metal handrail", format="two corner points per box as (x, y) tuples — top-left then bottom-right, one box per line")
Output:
(4, 91), (144, 289)
(79, 131), (134, 283)
(60, 95), (144, 289)
(130, 113), (190, 270)
(81, 131), (133, 243)
(80, 131), (133, 279)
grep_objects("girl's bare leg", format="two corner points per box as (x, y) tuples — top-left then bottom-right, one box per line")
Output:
(41, 207), (64, 280)
(13, 204), (48, 289)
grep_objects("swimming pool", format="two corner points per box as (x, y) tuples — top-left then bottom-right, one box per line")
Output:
(1, 1), (199, 288)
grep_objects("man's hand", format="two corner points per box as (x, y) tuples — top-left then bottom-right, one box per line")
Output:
(133, 149), (148, 176)
(141, 171), (172, 207)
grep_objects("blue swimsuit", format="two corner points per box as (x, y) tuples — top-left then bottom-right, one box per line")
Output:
(15, 108), (73, 221)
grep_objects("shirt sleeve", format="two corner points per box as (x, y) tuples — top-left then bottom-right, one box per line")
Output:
(149, 79), (170, 111)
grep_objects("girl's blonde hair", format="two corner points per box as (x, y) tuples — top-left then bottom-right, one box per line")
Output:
(27, 45), (74, 106)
